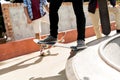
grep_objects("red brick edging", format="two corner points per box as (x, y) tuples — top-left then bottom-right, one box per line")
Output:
(0, 22), (116, 61)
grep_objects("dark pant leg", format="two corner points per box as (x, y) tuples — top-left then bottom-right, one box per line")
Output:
(0, 16), (6, 38)
(1, 17), (6, 33)
(49, 0), (63, 38)
(72, 0), (86, 40)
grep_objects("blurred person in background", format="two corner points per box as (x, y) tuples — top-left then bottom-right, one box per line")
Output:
(23, 0), (49, 39)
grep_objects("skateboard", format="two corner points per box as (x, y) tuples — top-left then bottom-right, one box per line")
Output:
(33, 39), (86, 56)
(97, 0), (111, 35)
(33, 39), (73, 56)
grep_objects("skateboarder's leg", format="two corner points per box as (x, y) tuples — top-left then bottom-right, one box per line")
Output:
(89, 9), (102, 39)
(32, 19), (41, 39)
(108, 6), (120, 33)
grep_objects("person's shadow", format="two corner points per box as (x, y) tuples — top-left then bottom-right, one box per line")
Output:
(0, 53), (58, 75)
(29, 70), (67, 80)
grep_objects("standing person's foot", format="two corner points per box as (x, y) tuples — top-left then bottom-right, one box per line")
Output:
(35, 33), (40, 39)
(71, 40), (87, 50)
(116, 30), (120, 34)
(38, 35), (57, 44)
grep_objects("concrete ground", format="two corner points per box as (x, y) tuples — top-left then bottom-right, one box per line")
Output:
(66, 31), (120, 80)
(0, 31), (117, 80)
(0, 46), (70, 80)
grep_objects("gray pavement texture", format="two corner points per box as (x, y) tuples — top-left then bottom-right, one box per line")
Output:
(0, 47), (70, 80)
(0, 31), (119, 80)
(66, 32), (120, 80)
(99, 34), (120, 72)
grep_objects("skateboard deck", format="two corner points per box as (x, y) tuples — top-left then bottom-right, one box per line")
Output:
(97, 0), (111, 35)
(33, 39), (72, 49)
(33, 39), (86, 56)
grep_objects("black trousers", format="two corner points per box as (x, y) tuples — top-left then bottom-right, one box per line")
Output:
(49, 0), (86, 40)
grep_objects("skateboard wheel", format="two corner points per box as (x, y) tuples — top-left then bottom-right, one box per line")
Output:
(40, 50), (50, 56)
(47, 50), (51, 54)
(40, 52), (45, 56)
(43, 50), (50, 56)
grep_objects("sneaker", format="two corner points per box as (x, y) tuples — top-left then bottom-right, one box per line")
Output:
(38, 35), (57, 44)
(77, 40), (87, 49)
(71, 40), (87, 50)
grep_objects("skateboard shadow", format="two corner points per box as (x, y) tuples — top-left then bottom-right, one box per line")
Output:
(29, 70), (67, 80)
(0, 53), (58, 75)
(68, 49), (85, 59)
(0, 56), (42, 75)
(40, 53), (59, 57)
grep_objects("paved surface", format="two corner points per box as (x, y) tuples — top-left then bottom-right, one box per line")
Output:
(0, 31), (118, 80)
(0, 34), (96, 80)
(0, 47), (70, 80)
(66, 32), (120, 80)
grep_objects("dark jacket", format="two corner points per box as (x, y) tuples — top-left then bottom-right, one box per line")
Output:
(88, 0), (116, 13)
(88, 0), (97, 13)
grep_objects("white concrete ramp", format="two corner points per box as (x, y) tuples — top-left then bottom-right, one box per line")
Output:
(66, 34), (120, 80)
(99, 34), (120, 72)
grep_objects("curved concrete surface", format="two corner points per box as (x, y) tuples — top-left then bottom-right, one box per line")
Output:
(99, 34), (120, 71)
(66, 34), (120, 80)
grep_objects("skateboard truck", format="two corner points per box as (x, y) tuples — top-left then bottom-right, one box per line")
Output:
(35, 32), (67, 56)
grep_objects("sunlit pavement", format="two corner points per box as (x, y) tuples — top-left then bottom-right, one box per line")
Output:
(0, 31), (117, 80)
(66, 31), (120, 80)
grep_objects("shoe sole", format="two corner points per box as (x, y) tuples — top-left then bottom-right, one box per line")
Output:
(71, 46), (87, 50)
(33, 39), (56, 44)
(76, 46), (87, 49)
